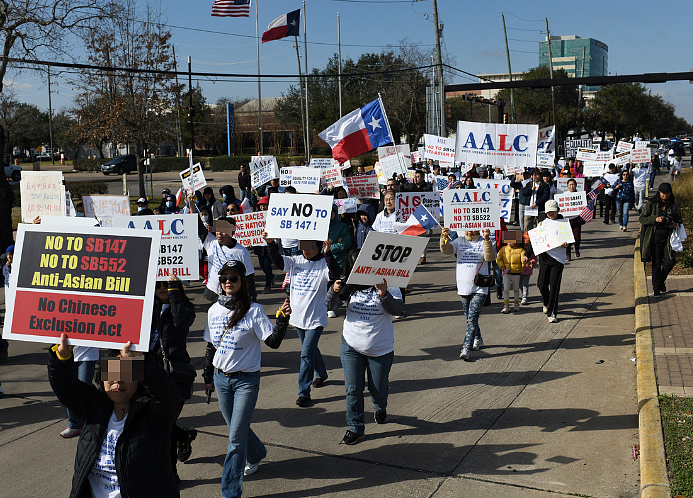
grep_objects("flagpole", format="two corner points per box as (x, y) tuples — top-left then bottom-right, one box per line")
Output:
(303, 0), (310, 161)
(337, 12), (342, 117)
(377, 92), (407, 177)
(255, 0), (263, 154)
(294, 37), (307, 157)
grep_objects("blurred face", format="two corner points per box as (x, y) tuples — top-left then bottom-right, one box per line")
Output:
(240, 165), (247, 173)
(465, 177), (474, 187)
(215, 224), (235, 245)
(546, 211), (558, 220)
(465, 230), (480, 238)
(102, 357), (141, 406)
(448, 175), (456, 184)
(534, 172), (542, 183)
(336, 189), (348, 199)
(357, 166), (365, 174)
(219, 270), (242, 296)
(622, 172), (628, 181)
(360, 213), (369, 223)
(258, 203), (268, 211)
(204, 191), (212, 199)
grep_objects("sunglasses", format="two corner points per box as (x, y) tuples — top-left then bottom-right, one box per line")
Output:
(219, 274), (241, 284)
(156, 282), (168, 289)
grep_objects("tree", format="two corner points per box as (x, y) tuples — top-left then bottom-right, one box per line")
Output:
(0, 92), (49, 156)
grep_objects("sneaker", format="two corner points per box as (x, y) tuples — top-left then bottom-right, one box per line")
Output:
(374, 410), (387, 424)
(472, 337), (484, 351)
(60, 427), (82, 438)
(623, 227), (628, 232)
(501, 305), (510, 314)
(548, 315), (557, 323)
(177, 428), (198, 462)
(661, 283), (667, 293)
(244, 460), (261, 476)
(459, 347), (470, 360)
(542, 305), (548, 314)
(327, 310), (337, 318)
(653, 289), (661, 297)
(262, 285), (271, 294)
(513, 302), (520, 312)
(496, 291), (503, 300)
(575, 251), (580, 258)
(393, 314), (405, 319)
(312, 375), (328, 388)
(340, 430), (364, 445)
(520, 297), (528, 305)
(296, 396), (313, 407)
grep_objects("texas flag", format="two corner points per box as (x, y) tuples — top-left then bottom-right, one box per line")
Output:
(393, 204), (439, 236)
(319, 98), (393, 164)
(262, 9), (300, 43)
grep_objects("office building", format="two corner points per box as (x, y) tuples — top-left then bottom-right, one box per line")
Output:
(539, 35), (608, 92)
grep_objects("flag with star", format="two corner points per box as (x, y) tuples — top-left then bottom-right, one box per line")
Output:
(262, 9), (300, 42)
(318, 98), (394, 164)
(393, 204), (439, 236)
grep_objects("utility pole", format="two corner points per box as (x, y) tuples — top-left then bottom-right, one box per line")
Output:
(47, 66), (55, 165)
(173, 46), (183, 157)
(294, 39), (307, 156)
(501, 13), (517, 124)
(187, 56), (194, 158)
(432, 0), (445, 137)
(545, 18), (557, 135)
(337, 12), (343, 117)
(255, 0), (263, 154)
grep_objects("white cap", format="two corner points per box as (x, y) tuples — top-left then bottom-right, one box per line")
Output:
(668, 149), (675, 155)
(137, 197), (147, 204)
(545, 200), (559, 212)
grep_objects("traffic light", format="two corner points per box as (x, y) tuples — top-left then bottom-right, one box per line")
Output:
(503, 113), (509, 124)
(446, 103), (452, 119)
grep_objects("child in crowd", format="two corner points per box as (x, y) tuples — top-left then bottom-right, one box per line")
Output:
(496, 232), (526, 313)
(355, 204), (375, 249)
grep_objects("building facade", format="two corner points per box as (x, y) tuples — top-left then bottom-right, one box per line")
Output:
(539, 35), (608, 92)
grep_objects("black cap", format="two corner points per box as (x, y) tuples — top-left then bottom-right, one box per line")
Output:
(658, 182), (672, 194)
(161, 188), (171, 195)
(219, 260), (246, 276)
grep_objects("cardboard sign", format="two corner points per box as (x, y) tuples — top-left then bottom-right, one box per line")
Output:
(528, 219), (575, 255)
(344, 175), (379, 199)
(180, 163), (206, 192)
(379, 154), (408, 180)
(109, 214), (200, 281)
(265, 193), (333, 241)
(3, 224), (160, 351)
(20, 171), (66, 222)
(556, 177), (585, 193)
(320, 167), (344, 189)
(334, 198), (357, 214)
(396, 192), (441, 222)
(231, 211), (267, 248)
(473, 179), (512, 222)
(378, 144), (411, 161)
(423, 134), (456, 163)
(83, 195), (131, 218)
(555, 191), (587, 217)
(279, 167), (322, 193)
(614, 150), (631, 166)
(630, 148), (651, 163)
(250, 156), (279, 189)
(345, 231), (428, 288)
(564, 139), (592, 159)
(576, 147), (598, 161)
(442, 189), (501, 231)
(454, 121), (539, 169)
(616, 141), (634, 153)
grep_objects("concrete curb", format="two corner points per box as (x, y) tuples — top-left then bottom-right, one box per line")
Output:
(634, 237), (670, 497)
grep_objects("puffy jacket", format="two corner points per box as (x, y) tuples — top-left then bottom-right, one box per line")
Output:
(48, 350), (182, 498)
(496, 244), (526, 274)
(328, 205), (352, 268)
(355, 203), (375, 249)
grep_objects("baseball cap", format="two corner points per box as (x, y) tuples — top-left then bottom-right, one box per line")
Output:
(161, 188), (171, 195)
(136, 197), (147, 205)
(219, 260), (246, 276)
(545, 200), (559, 212)
(257, 196), (270, 206)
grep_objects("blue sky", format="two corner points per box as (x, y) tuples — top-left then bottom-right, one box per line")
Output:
(6, 0), (693, 128)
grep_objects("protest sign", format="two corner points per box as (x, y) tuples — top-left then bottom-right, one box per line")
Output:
(396, 192), (440, 223)
(379, 154), (408, 180)
(231, 211), (267, 248)
(576, 147), (598, 162)
(83, 195), (131, 218)
(556, 178), (585, 193)
(434, 175), (449, 191)
(555, 191), (587, 217)
(265, 193), (333, 241)
(442, 189), (501, 230)
(280, 167), (322, 193)
(634, 140), (650, 149)
(411, 151), (420, 163)
(3, 224), (160, 351)
(614, 150), (631, 166)
(378, 144), (411, 161)
(616, 141), (634, 153)
(344, 175), (379, 199)
(345, 231), (428, 288)
(308, 158), (333, 168)
(250, 156), (279, 189)
(321, 167), (344, 189)
(596, 151), (613, 163)
(20, 171), (65, 222)
(334, 198), (357, 214)
(473, 179), (512, 222)
(180, 163), (206, 193)
(110, 214), (199, 281)
(524, 206), (539, 217)
(564, 139), (592, 159)
(536, 126), (555, 167)
(454, 121), (538, 169)
(630, 148), (651, 164)
(528, 219), (575, 255)
(423, 134), (456, 163)
(405, 170), (416, 181)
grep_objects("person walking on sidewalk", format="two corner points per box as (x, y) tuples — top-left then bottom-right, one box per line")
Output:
(537, 200), (568, 323)
(614, 170), (636, 231)
(640, 182), (682, 297)
(496, 233), (526, 313)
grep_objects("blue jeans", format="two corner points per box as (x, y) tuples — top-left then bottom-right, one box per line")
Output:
(615, 199), (631, 227)
(339, 337), (394, 435)
(214, 370), (266, 498)
(295, 327), (328, 398)
(67, 360), (96, 429)
(459, 293), (486, 348)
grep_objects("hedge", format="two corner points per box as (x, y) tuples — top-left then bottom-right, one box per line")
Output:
(150, 156), (203, 173)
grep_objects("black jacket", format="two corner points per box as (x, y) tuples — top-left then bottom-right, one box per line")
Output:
(48, 350), (182, 498)
(521, 181), (551, 212)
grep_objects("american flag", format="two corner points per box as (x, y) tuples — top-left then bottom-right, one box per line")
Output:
(212, 0), (251, 17)
(579, 180), (604, 223)
(281, 272), (291, 290)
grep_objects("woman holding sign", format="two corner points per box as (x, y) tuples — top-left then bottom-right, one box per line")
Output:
(440, 227), (495, 360)
(614, 170), (635, 232)
(537, 200), (568, 323)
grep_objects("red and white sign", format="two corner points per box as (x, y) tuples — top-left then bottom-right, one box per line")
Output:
(454, 121), (539, 169)
(630, 148), (651, 164)
(396, 192), (441, 222)
(232, 211), (267, 248)
(555, 191), (587, 217)
(423, 134), (456, 162)
(345, 175), (379, 199)
(321, 167), (344, 189)
(616, 141), (634, 153)
(442, 189), (501, 231)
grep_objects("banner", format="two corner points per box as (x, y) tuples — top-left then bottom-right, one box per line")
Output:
(334, 198), (357, 214)
(555, 191), (587, 217)
(344, 175), (379, 199)
(379, 154), (408, 180)
(528, 219), (574, 255)
(109, 214), (200, 281)
(321, 167), (344, 189)
(3, 224), (160, 351)
(345, 231), (428, 288)
(423, 134), (456, 163)
(279, 167), (322, 193)
(630, 148), (651, 163)
(576, 147), (598, 162)
(265, 193), (333, 241)
(20, 171), (66, 222)
(556, 177), (585, 193)
(232, 211), (267, 248)
(454, 121), (538, 169)
(378, 144), (411, 161)
(441, 189), (501, 231)
(564, 139), (592, 159)
(180, 163), (206, 193)
(396, 192), (440, 222)
(83, 195), (131, 219)
(250, 156), (279, 189)
(536, 126), (555, 167)
(473, 179), (512, 222)
(616, 141), (634, 153)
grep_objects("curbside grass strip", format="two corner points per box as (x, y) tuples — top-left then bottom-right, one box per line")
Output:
(634, 237), (670, 497)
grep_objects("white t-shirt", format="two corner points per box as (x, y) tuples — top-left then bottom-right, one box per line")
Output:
(372, 210), (397, 234)
(632, 166), (648, 188)
(203, 233), (255, 295)
(342, 287), (402, 357)
(73, 346), (99, 362)
(539, 219), (567, 265)
(88, 411), (127, 498)
(283, 255), (329, 330)
(450, 237), (490, 296)
(280, 238), (299, 249)
(204, 302), (273, 373)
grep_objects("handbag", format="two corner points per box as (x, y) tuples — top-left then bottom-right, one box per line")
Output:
(159, 337), (196, 399)
(473, 261), (495, 287)
(671, 223), (687, 253)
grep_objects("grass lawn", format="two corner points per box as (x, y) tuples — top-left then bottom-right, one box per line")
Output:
(660, 394), (693, 496)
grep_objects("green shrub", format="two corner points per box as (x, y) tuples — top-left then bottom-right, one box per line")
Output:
(73, 158), (108, 171)
(150, 156), (203, 173)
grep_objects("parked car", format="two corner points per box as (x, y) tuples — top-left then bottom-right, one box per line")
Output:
(101, 155), (137, 175)
(36, 152), (52, 160)
(3, 161), (21, 182)
(668, 139), (686, 157)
